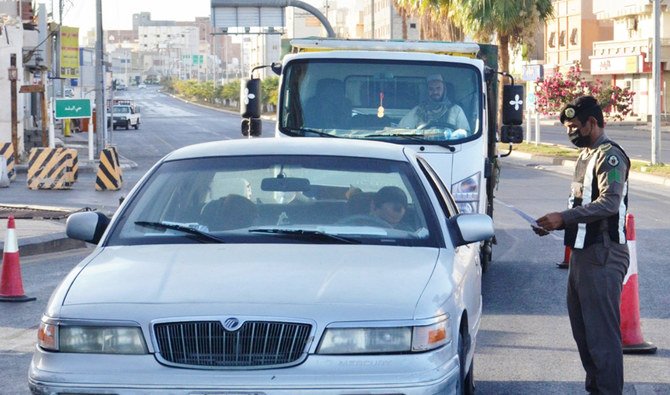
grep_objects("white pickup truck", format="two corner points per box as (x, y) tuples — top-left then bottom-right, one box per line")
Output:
(107, 104), (141, 130)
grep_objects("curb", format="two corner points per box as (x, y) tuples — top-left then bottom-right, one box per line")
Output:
(1, 232), (87, 257)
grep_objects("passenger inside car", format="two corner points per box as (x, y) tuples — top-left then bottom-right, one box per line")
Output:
(201, 194), (258, 231)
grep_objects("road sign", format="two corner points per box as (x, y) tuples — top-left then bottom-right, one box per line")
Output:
(55, 98), (92, 119)
(521, 64), (543, 82)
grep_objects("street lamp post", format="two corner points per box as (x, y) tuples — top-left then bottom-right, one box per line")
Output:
(8, 54), (19, 156)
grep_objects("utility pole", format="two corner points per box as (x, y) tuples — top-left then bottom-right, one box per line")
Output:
(652, 0), (662, 165)
(9, 54), (18, 156)
(94, 0), (106, 153)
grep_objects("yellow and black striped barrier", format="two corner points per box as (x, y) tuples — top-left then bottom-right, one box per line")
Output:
(0, 142), (16, 181)
(95, 146), (123, 191)
(26, 147), (79, 190)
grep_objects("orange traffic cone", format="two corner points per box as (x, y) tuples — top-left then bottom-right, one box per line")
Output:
(620, 213), (656, 354)
(0, 215), (36, 302)
(557, 245), (571, 269)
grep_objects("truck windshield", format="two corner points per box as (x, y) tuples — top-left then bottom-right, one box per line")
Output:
(112, 106), (130, 113)
(278, 59), (482, 144)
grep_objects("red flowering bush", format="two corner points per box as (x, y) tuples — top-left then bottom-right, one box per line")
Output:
(535, 62), (635, 121)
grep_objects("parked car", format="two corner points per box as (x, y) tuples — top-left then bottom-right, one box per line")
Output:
(138, 83), (146, 89)
(29, 138), (492, 394)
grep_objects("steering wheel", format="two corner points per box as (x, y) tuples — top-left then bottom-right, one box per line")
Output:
(336, 215), (392, 228)
(416, 120), (458, 131)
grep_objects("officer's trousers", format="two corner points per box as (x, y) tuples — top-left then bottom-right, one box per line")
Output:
(567, 238), (629, 395)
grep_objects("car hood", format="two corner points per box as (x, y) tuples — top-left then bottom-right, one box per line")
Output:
(62, 244), (440, 320)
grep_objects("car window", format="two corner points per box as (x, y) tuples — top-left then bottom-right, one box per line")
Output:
(107, 155), (442, 247)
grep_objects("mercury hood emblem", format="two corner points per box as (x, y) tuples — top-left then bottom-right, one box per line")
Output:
(223, 317), (241, 331)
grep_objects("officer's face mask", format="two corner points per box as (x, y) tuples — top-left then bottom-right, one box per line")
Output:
(567, 120), (592, 148)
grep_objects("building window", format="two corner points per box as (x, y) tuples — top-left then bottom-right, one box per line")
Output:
(410, 23), (416, 29)
(548, 31), (556, 48)
(559, 30), (566, 47)
(570, 28), (578, 45)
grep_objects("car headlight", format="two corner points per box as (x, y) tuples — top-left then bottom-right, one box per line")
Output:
(452, 173), (480, 213)
(38, 321), (148, 354)
(317, 317), (449, 354)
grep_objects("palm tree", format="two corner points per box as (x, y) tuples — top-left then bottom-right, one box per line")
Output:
(393, 0), (464, 41)
(458, 0), (553, 75)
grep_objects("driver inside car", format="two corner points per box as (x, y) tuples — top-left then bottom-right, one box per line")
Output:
(398, 74), (469, 135)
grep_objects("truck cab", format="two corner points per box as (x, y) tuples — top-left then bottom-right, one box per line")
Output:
(242, 39), (524, 271)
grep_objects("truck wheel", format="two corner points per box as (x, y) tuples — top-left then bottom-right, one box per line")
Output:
(125, 120), (130, 130)
(133, 122), (139, 130)
(480, 240), (492, 273)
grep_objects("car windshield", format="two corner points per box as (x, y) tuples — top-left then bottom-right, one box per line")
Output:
(279, 59), (482, 144)
(107, 155), (441, 247)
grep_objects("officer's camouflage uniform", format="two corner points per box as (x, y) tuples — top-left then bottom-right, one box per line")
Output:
(561, 133), (630, 395)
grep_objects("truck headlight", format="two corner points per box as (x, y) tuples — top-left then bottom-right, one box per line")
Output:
(38, 320), (148, 354)
(317, 317), (449, 354)
(452, 173), (480, 213)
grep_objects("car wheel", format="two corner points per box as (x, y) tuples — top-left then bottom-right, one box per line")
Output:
(458, 331), (475, 395)
(480, 240), (492, 273)
(125, 121), (130, 130)
(133, 121), (139, 130)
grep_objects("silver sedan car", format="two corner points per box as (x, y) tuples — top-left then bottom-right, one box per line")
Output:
(29, 138), (492, 394)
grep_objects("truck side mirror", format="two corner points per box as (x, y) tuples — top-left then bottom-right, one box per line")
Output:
(500, 125), (524, 144)
(502, 84), (524, 126)
(241, 118), (262, 137)
(241, 78), (261, 119)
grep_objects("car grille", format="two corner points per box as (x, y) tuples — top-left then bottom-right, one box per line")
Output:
(154, 320), (312, 368)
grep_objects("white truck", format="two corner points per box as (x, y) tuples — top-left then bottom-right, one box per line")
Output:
(241, 39), (525, 271)
(107, 99), (141, 130)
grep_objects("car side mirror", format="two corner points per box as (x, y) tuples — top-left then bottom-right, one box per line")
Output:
(66, 211), (110, 245)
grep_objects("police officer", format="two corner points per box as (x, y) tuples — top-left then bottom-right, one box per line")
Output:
(534, 96), (630, 394)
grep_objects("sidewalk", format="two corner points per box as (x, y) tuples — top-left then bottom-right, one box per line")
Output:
(13, 130), (139, 174)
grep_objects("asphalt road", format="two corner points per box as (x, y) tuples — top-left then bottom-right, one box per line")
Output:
(527, 120), (670, 163)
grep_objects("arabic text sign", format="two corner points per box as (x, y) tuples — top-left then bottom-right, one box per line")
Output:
(60, 26), (80, 79)
(55, 99), (92, 119)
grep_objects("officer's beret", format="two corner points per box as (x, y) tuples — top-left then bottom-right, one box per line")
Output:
(560, 96), (601, 124)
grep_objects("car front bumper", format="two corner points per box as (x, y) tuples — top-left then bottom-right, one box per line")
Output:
(29, 345), (459, 394)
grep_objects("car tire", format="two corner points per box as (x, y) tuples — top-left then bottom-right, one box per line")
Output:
(133, 121), (139, 130)
(125, 120), (130, 130)
(458, 331), (475, 395)
(480, 239), (492, 273)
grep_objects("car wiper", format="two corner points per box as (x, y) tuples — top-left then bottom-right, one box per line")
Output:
(360, 132), (456, 152)
(248, 228), (360, 244)
(135, 221), (226, 243)
(287, 127), (341, 138)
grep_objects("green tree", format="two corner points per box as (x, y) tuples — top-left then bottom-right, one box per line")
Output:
(261, 77), (279, 107)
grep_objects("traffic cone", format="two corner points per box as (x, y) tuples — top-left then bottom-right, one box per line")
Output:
(557, 245), (571, 269)
(0, 215), (36, 302)
(620, 213), (656, 354)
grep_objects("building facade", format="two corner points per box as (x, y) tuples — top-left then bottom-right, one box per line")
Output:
(545, 0), (613, 75)
(363, 0), (420, 40)
(591, 0), (669, 119)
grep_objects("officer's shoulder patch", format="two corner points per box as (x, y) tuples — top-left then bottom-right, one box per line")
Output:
(607, 154), (620, 167)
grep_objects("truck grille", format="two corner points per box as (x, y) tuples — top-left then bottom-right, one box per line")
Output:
(154, 320), (312, 368)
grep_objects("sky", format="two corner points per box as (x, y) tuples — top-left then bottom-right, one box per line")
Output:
(57, 0), (354, 34)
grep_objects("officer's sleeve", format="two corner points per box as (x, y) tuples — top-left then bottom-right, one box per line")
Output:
(561, 145), (629, 226)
